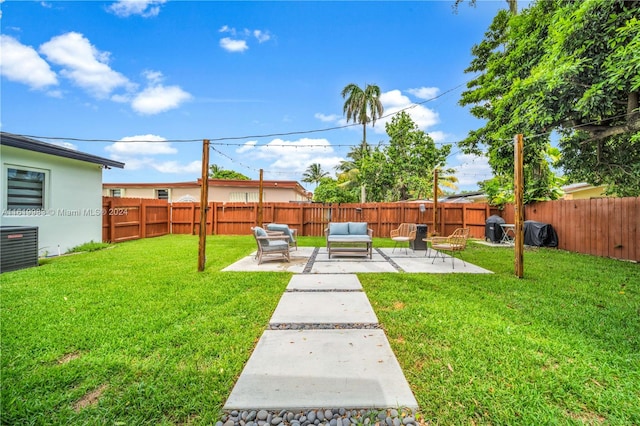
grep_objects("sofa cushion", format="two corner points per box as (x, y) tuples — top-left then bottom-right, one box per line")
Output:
(254, 226), (267, 237)
(262, 240), (289, 251)
(349, 222), (368, 235)
(266, 223), (294, 243)
(329, 222), (349, 235)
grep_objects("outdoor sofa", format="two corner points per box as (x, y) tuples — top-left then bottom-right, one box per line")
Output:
(325, 222), (373, 259)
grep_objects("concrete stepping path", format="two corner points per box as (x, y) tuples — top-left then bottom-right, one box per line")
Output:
(224, 274), (418, 411)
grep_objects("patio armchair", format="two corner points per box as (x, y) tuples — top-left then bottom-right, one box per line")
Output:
(430, 227), (470, 269)
(266, 223), (298, 250)
(251, 226), (291, 265)
(390, 223), (417, 254)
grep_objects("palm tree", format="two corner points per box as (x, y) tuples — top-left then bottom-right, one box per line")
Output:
(341, 83), (384, 146)
(302, 163), (329, 189)
(433, 167), (459, 198)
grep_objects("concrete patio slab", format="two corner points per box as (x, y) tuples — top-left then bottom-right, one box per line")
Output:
(270, 292), (378, 325)
(309, 260), (398, 274)
(221, 247), (314, 272)
(222, 246), (493, 274)
(391, 255), (493, 273)
(223, 329), (418, 410)
(287, 274), (362, 291)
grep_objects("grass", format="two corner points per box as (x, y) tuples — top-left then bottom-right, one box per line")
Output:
(1, 235), (638, 425)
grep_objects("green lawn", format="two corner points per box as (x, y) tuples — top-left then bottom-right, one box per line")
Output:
(1, 235), (638, 425)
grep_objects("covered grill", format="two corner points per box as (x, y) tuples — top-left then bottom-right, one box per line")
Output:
(485, 215), (505, 243)
(524, 220), (558, 247)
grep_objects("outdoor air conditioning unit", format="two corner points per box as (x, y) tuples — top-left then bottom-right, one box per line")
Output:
(1, 226), (39, 273)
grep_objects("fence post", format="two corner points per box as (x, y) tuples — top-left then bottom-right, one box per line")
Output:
(140, 199), (147, 238)
(108, 198), (115, 243)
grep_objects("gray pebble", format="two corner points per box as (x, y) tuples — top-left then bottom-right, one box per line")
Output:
(216, 422), (224, 426)
(390, 410), (398, 418)
(271, 416), (283, 425)
(317, 411), (325, 421)
(258, 411), (269, 421)
(224, 421), (235, 426)
(329, 419), (337, 426)
(308, 411), (317, 422)
(386, 416), (393, 426)
(336, 418), (343, 426)
(393, 418), (401, 426)
(247, 412), (257, 422)
(402, 417), (415, 425)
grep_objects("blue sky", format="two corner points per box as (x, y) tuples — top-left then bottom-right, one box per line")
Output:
(1, 0), (514, 192)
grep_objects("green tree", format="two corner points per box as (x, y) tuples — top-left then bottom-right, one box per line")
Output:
(341, 83), (384, 147)
(356, 112), (452, 201)
(209, 164), (250, 180)
(313, 177), (358, 203)
(459, 0), (640, 198)
(302, 163), (329, 189)
(384, 111), (452, 200)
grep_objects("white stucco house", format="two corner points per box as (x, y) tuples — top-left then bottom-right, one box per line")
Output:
(1, 132), (124, 256)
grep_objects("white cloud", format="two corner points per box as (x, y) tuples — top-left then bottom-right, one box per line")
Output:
(407, 86), (439, 100)
(105, 134), (177, 155)
(52, 141), (77, 150)
(142, 69), (163, 84)
(236, 137), (342, 179)
(425, 130), (449, 143)
(218, 26), (272, 52)
(152, 160), (201, 174)
(39, 32), (134, 99)
(131, 84), (192, 115)
(108, 0), (167, 18)
(315, 113), (340, 122)
(253, 30), (271, 43)
(371, 90), (439, 134)
(105, 134), (199, 175)
(316, 88), (441, 136)
(236, 140), (257, 154)
(451, 153), (493, 186)
(0, 35), (58, 90)
(220, 37), (248, 53)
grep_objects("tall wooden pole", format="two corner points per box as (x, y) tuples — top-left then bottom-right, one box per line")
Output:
(198, 139), (210, 272)
(514, 134), (524, 278)
(432, 168), (439, 235)
(258, 168), (264, 227)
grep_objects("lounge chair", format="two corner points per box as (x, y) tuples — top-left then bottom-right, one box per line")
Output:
(251, 226), (291, 264)
(390, 223), (417, 254)
(430, 227), (470, 269)
(265, 223), (298, 250)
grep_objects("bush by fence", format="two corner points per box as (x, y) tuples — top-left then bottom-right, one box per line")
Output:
(102, 197), (639, 262)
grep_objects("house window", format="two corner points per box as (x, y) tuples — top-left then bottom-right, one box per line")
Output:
(110, 188), (123, 197)
(229, 192), (259, 202)
(6, 167), (46, 210)
(156, 189), (169, 200)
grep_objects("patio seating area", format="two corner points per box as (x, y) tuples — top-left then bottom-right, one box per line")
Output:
(223, 245), (492, 274)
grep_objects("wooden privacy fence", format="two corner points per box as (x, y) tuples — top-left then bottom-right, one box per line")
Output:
(102, 197), (170, 242)
(103, 198), (497, 240)
(102, 196), (639, 262)
(502, 197), (639, 262)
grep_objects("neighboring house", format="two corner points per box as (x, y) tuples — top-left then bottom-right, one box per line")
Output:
(561, 183), (607, 200)
(103, 179), (312, 203)
(1, 132), (124, 256)
(439, 191), (488, 203)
